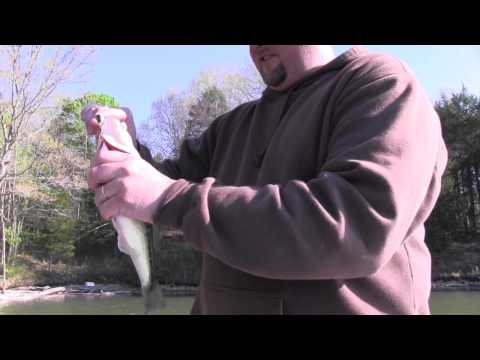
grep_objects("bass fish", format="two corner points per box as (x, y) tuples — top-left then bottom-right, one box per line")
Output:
(95, 113), (165, 315)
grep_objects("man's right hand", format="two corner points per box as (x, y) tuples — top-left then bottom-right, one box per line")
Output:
(81, 105), (137, 141)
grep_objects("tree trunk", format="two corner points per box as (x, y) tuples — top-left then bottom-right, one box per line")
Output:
(456, 169), (469, 234)
(84, 132), (88, 161)
(473, 166), (480, 232)
(11, 146), (17, 263)
(468, 165), (477, 233)
(1, 195), (6, 294)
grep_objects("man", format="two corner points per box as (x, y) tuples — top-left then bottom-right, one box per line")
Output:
(82, 45), (448, 314)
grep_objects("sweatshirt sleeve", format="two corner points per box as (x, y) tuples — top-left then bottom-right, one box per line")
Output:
(153, 57), (447, 280)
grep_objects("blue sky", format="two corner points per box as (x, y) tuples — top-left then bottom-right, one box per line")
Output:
(69, 45), (480, 126)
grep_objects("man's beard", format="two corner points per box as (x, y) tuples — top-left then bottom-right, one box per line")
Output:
(260, 63), (287, 87)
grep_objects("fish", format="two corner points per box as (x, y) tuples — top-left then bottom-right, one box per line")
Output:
(95, 113), (165, 315)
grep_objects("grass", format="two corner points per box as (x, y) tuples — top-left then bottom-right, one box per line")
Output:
(2, 254), (139, 289)
(4, 240), (480, 289)
(432, 242), (480, 282)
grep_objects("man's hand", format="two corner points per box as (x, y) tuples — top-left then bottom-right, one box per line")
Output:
(81, 105), (137, 141)
(88, 143), (175, 224)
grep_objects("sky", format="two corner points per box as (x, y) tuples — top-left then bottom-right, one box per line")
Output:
(67, 45), (480, 126)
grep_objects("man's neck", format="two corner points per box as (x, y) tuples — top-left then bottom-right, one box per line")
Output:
(270, 48), (336, 92)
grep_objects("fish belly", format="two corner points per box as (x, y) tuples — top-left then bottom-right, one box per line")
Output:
(113, 216), (165, 314)
(113, 216), (151, 290)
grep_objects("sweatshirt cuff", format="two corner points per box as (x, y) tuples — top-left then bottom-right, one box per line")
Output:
(154, 179), (195, 228)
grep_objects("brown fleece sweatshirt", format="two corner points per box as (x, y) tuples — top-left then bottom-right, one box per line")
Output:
(139, 46), (448, 314)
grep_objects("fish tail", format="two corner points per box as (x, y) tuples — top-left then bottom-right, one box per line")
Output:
(144, 282), (166, 315)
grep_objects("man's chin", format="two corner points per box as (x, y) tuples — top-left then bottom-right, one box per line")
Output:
(262, 75), (287, 88)
(265, 77), (289, 91)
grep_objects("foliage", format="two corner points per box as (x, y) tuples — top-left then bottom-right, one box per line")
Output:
(139, 67), (264, 159)
(18, 93), (120, 265)
(426, 86), (480, 252)
(49, 92), (119, 159)
(8, 62), (480, 286)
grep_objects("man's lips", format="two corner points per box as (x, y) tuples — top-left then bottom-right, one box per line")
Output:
(255, 47), (276, 62)
(261, 54), (275, 62)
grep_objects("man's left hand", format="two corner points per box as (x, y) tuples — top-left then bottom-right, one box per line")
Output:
(88, 144), (175, 224)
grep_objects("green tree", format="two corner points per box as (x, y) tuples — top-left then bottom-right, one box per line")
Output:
(426, 86), (480, 253)
(49, 92), (120, 160)
(27, 188), (76, 265)
(186, 86), (228, 139)
(18, 93), (121, 266)
(50, 93), (121, 261)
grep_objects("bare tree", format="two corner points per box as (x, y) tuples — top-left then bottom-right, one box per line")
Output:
(138, 65), (265, 160)
(189, 64), (265, 110)
(0, 45), (96, 292)
(140, 90), (191, 159)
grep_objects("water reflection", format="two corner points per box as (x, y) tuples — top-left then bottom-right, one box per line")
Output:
(0, 295), (195, 315)
(1, 292), (480, 315)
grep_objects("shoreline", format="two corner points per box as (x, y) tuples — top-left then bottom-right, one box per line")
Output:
(0, 283), (198, 306)
(431, 279), (480, 291)
(1, 280), (479, 306)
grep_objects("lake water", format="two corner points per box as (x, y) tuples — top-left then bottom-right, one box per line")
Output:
(0, 294), (195, 315)
(1, 292), (480, 315)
